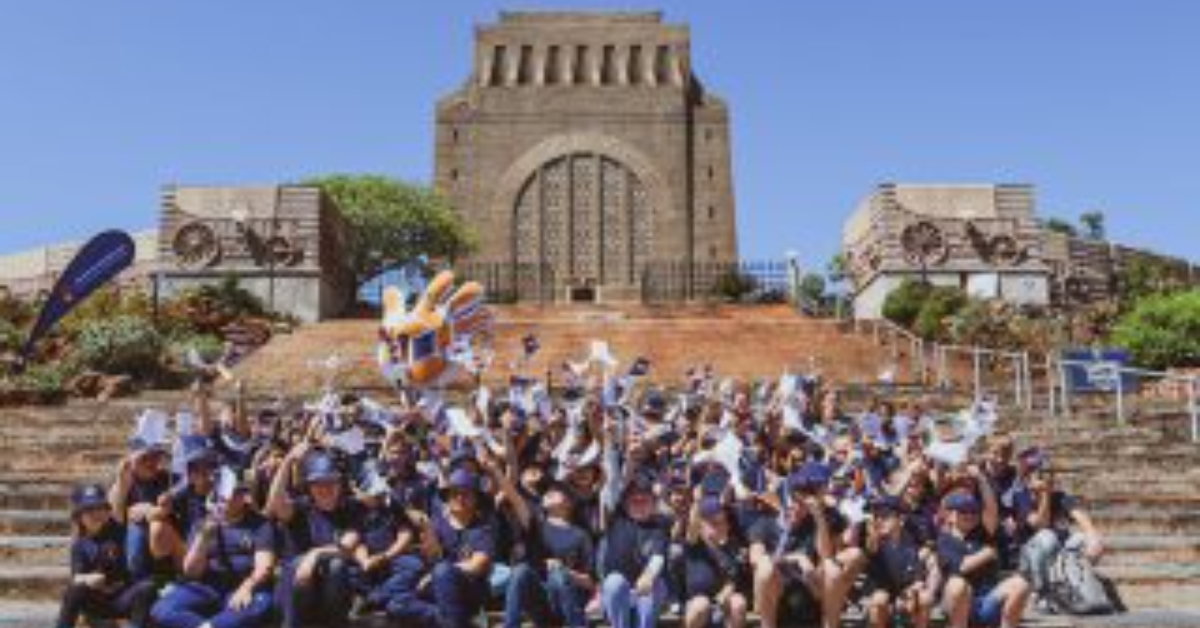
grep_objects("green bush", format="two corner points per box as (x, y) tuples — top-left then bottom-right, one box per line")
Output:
(913, 286), (967, 341)
(197, 276), (267, 318)
(1111, 290), (1200, 370)
(17, 362), (72, 398)
(59, 287), (153, 339)
(0, 319), (22, 354)
(714, 270), (757, 303)
(73, 315), (164, 377)
(882, 279), (934, 328)
(0, 291), (34, 326)
(168, 333), (225, 366)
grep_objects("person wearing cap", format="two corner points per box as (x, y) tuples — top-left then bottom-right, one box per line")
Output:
(266, 443), (363, 628)
(746, 461), (856, 628)
(56, 484), (157, 628)
(385, 467), (495, 628)
(863, 495), (938, 628)
(683, 497), (750, 628)
(1011, 448), (1105, 613)
(349, 464), (423, 616)
(935, 466), (1030, 628)
(496, 468), (595, 628)
(151, 467), (277, 628)
(149, 436), (219, 574)
(599, 470), (670, 628)
(110, 434), (172, 580)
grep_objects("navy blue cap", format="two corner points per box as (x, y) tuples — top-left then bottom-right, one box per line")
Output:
(624, 470), (657, 498)
(943, 491), (981, 514)
(444, 468), (481, 494)
(641, 390), (666, 416)
(302, 452), (341, 484)
(179, 436), (217, 470)
(71, 484), (109, 514)
(871, 495), (903, 515)
(787, 462), (831, 494)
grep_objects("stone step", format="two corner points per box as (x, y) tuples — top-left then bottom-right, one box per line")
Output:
(0, 599), (1105, 628)
(0, 510), (69, 536)
(0, 535), (71, 566)
(1100, 535), (1200, 566)
(0, 565), (67, 601)
(1086, 508), (1200, 536)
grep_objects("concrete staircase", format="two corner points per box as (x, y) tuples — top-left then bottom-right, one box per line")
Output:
(232, 305), (906, 395)
(1, 308), (1198, 625)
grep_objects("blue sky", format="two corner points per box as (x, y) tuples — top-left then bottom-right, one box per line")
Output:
(1, 1), (1197, 268)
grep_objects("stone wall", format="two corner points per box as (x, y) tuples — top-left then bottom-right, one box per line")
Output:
(157, 185), (353, 322)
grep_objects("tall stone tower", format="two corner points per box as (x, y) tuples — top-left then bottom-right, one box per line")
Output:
(435, 11), (737, 302)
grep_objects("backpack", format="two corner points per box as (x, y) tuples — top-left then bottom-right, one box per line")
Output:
(1046, 545), (1121, 615)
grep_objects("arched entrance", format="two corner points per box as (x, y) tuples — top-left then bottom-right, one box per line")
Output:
(512, 152), (653, 301)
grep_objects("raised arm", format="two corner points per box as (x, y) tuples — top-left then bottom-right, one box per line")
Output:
(972, 465), (999, 536)
(266, 443), (309, 523)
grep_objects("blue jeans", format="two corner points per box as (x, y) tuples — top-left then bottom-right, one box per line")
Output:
(504, 562), (588, 628)
(125, 522), (153, 581)
(601, 572), (666, 628)
(385, 560), (487, 628)
(151, 581), (273, 628)
(276, 554), (354, 628)
(365, 554), (426, 609)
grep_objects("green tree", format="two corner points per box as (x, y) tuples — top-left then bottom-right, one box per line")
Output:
(302, 175), (477, 287)
(1117, 257), (1183, 310)
(1079, 211), (1107, 241)
(882, 279), (934, 328)
(798, 273), (827, 312)
(1111, 290), (1200, 370)
(826, 253), (850, 318)
(913, 286), (968, 341)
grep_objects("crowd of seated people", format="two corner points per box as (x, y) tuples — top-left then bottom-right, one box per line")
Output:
(58, 365), (1109, 628)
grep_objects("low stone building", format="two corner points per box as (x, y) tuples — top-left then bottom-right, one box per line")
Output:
(843, 183), (1051, 319)
(157, 185), (353, 322)
(434, 11), (737, 302)
(843, 183), (1199, 319)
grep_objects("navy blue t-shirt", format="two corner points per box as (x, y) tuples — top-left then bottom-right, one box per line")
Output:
(936, 527), (998, 590)
(359, 501), (415, 556)
(191, 512), (274, 591)
(602, 514), (669, 581)
(127, 472), (171, 508)
(432, 508), (495, 578)
(71, 519), (129, 585)
(283, 497), (364, 557)
(902, 502), (939, 549)
(684, 537), (749, 598)
(529, 516), (594, 577)
(748, 505), (846, 560)
(168, 484), (211, 542)
(867, 532), (925, 595)
(1011, 488), (1078, 544)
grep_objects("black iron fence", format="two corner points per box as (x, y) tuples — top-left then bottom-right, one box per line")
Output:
(452, 261), (557, 304)
(357, 259), (791, 307)
(640, 259), (791, 304)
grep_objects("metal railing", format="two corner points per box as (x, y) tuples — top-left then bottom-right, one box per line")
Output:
(1050, 358), (1200, 442)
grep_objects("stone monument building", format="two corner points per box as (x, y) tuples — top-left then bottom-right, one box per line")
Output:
(843, 183), (1198, 319)
(843, 183), (1051, 319)
(157, 185), (353, 322)
(435, 11), (737, 302)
